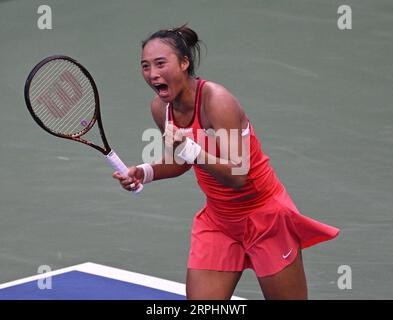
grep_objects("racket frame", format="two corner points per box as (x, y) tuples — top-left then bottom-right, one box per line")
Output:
(24, 55), (111, 155)
(24, 55), (144, 193)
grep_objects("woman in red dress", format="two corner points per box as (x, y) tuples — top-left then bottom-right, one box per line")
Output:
(113, 25), (339, 300)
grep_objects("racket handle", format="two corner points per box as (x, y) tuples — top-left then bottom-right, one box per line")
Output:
(105, 150), (144, 194)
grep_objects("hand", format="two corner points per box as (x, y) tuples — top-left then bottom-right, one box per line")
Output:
(163, 122), (186, 151)
(112, 166), (144, 192)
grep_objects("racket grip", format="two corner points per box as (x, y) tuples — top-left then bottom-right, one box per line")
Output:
(105, 150), (144, 194)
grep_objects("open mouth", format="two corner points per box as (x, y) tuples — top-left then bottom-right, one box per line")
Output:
(153, 83), (169, 95)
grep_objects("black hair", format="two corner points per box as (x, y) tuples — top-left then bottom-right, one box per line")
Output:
(142, 24), (202, 76)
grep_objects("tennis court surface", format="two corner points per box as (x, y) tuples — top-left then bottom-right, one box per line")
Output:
(0, 262), (245, 300)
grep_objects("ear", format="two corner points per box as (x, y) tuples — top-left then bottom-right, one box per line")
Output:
(180, 56), (190, 72)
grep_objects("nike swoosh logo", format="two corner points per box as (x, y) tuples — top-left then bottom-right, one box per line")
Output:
(282, 249), (293, 259)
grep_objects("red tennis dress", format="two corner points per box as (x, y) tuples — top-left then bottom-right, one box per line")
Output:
(166, 79), (340, 277)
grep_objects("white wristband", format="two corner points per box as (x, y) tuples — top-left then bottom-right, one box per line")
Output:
(136, 163), (154, 184)
(175, 137), (202, 164)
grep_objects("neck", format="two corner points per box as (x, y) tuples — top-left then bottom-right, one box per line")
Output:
(172, 77), (198, 113)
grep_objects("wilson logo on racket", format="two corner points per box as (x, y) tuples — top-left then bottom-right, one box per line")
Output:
(36, 70), (82, 118)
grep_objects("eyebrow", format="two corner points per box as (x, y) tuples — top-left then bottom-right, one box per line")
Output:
(140, 57), (167, 65)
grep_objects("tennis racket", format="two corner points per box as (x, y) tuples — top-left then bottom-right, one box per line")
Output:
(24, 55), (143, 194)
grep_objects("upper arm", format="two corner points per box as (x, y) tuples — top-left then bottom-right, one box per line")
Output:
(204, 83), (249, 167)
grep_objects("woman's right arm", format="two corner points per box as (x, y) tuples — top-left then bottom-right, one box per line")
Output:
(112, 98), (191, 192)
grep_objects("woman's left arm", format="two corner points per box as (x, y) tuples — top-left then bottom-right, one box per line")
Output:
(194, 84), (250, 190)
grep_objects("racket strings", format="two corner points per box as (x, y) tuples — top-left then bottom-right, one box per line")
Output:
(29, 59), (96, 137)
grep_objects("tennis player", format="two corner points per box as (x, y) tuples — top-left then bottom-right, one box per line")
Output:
(113, 25), (339, 300)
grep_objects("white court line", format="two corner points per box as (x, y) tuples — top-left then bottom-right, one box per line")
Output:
(0, 262), (246, 300)
(0, 263), (88, 290)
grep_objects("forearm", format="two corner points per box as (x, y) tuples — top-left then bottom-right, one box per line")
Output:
(195, 149), (248, 190)
(151, 155), (192, 181)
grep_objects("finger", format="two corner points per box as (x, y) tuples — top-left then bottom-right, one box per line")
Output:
(114, 171), (129, 181)
(164, 134), (175, 148)
(174, 129), (183, 142)
(124, 184), (133, 191)
(164, 129), (174, 140)
(130, 179), (141, 190)
(123, 179), (140, 191)
(120, 177), (134, 187)
(165, 123), (175, 135)
(122, 180), (134, 191)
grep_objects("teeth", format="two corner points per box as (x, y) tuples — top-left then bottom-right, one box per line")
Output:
(154, 84), (167, 91)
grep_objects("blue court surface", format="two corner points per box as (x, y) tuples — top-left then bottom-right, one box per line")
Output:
(0, 263), (245, 300)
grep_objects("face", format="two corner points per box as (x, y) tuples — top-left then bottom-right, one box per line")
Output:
(141, 38), (189, 103)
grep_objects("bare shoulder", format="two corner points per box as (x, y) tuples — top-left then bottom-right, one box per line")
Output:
(203, 81), (234, 100)
(202, 81), (247, 129)
(150, 96), (166, 133)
